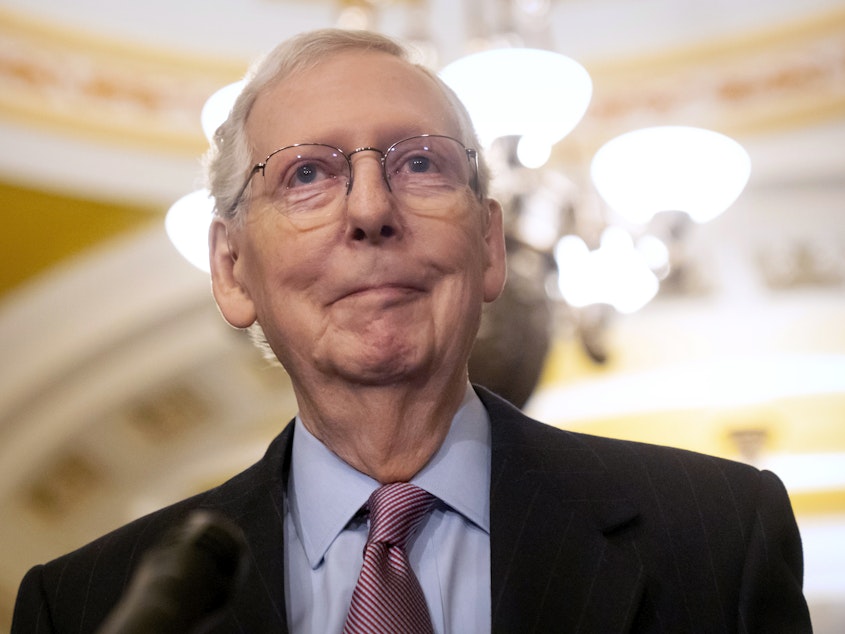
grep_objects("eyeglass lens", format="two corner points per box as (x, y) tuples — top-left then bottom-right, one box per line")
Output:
(258, 135), (476, 228)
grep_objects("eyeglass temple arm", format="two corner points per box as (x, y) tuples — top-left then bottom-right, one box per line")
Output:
(226, 163), (265, 216)
(467, 149), (481, 199)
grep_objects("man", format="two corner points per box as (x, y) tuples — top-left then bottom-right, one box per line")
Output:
(12, 29), (811, 633)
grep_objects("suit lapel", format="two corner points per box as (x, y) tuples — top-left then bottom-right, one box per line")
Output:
(479, 387), (645, 633)
(208, 422), (296, 633)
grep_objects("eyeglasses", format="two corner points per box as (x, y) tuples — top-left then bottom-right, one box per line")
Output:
(229, 134), (480, 228)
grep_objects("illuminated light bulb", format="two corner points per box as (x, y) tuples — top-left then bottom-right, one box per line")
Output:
(201, 81), (245, 142)
(637, 234), (671, 279)
(440, 48), (592, 148)
(165, 189), (214, 272)
(554, 235), (592, 308)
(637, 234), (670, 271)
(555, 228), (659, 314)
(516, 134), (553, 169)
(591, 126), (751, 224)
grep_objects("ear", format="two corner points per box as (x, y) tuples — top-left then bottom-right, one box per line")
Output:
(482, 198), (508, 303)
(209, 218), (257, 328)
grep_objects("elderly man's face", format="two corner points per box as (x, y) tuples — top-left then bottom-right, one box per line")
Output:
(211, 50), (506, 389)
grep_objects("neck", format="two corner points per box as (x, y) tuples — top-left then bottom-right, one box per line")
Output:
(293, 374), (469, 483)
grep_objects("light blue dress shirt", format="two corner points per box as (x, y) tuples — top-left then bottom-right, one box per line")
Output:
(283, 384), (492, 633)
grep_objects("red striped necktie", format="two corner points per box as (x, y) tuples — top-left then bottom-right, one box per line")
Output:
(343, 482), (436, 634)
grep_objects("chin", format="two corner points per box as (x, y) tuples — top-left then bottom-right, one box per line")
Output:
(330, 343), (433, 386)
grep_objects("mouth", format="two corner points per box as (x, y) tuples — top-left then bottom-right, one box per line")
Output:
(331, 278), (429, 307)
(339, 283), (424, 302)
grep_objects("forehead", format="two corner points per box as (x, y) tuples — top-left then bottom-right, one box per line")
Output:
(246, 50), (460, 155)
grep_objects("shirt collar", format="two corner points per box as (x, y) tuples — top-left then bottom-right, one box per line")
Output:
(288, 383), (491, 569)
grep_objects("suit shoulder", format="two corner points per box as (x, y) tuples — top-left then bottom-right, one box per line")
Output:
(560, 428), (792, 536)
(570, 429), (763, 484)
(479, 384), (774, 509)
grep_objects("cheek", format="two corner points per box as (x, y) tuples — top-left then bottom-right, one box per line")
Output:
(439, 222), (490, 278)
(418, 204), (488, 262)
(241, 230), (325, 313)
(423, 229), (491, 322)
(247, 244), (329, 365)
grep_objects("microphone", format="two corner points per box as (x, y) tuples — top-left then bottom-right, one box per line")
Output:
(97, 510), (247, 634)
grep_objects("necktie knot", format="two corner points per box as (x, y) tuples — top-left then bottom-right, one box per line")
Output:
(367, 482), (436, 550)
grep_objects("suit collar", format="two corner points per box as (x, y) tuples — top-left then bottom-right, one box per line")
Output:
(477, 386), (645, 633)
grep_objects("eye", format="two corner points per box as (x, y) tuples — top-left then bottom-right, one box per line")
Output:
(285, 159), (336, 189)
(392, 147), (443, 177)
(261, 146), (350, 200)
(406, 155), (432, 173)
(386, 136), (470, 183)
(290, 162), (321, 186)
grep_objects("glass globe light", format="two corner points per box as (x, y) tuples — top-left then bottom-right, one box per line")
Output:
(591, 126), (751, 224)
(165, 189), (214, 272)
(439, 48), (592, 148)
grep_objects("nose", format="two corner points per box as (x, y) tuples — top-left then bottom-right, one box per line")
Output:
(344, 150), (401, 243)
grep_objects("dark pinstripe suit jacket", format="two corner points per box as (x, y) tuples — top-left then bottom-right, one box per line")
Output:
(12, 386), (812, 633)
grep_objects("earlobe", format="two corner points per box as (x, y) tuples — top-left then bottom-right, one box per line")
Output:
(482, 198), (508, 303)
(209, 219), (257, 328)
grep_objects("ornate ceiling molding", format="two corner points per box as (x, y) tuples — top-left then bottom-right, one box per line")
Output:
(2, 6), (844, 159)
(0, 8), (244, 154)
(564, 7), (845, 158)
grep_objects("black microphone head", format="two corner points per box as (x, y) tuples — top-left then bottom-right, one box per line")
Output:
(97, 510), (248, 634)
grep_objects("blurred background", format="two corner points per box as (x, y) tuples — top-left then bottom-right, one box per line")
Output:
(1, 0), (843, 630)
